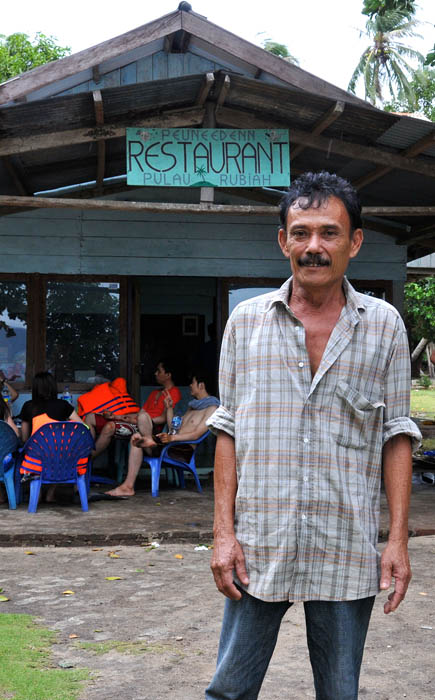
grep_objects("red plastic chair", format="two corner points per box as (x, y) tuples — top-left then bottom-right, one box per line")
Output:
(20, 422), (94, 513)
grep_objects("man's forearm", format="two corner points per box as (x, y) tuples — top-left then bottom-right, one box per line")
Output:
(213, 430), (238, 536)
(383, 434), (412, 540)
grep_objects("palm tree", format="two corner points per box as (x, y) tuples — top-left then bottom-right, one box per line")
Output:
(348, 11), (423, 106)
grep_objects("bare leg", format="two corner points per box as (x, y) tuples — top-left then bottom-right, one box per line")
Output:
(84, 413), (97, 439)
(105, 438), (144, 497)
(135, 410), (157, 448)
(92, 421), (116, 457)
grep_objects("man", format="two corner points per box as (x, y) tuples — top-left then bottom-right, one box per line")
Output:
(205, 171), (421, 700)
(106, 370), (219, 497)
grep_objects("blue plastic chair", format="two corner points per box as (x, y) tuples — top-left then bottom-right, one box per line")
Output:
(0, 421), (19, 509)
(142, 431), (210, 498)
(20, 422), (94, 513)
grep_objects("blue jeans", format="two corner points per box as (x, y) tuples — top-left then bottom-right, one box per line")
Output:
(205, 591), (375, 700)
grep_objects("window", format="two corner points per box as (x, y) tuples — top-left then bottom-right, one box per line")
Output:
(0, 281), (27, 382)
(46, 281), (120, 384)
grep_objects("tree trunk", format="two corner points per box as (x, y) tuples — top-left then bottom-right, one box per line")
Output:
(411, 338), (428, 378)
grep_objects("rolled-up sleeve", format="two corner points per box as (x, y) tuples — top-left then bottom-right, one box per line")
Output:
(206, 316), (236, 438)
(383, 320), (422, 452)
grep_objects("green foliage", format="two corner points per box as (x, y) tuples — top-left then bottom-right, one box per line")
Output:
(0, 32), (70, 82)
(417, 374), (432, 389)
(0, 614), (89, 700)
(362, 0), (417, 18)
(404, 277), (435, 343)
(425, 44), (435, 67)
(348, 10), (423, 105)
(262, 40), (299, 65)
(384, 66), (435, 120)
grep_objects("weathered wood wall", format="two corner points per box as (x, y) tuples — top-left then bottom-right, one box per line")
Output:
(0, 206), (407, 282)
(57, 50), (229, 96)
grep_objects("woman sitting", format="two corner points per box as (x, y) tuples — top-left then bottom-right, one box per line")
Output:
(20, 372), (83, 502)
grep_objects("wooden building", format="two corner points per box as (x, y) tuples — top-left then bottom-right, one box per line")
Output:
(0, 4), (434, 398)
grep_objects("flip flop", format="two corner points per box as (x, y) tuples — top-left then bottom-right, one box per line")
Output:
(88, 493), (130, 501)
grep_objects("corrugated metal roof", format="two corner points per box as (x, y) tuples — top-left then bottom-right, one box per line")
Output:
(376, 116), (434, 151)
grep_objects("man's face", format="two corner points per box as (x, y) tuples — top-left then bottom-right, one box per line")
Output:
(154, 363), (170, 385)
(189, 377), (201, 398)
(278, 196), (363, 291)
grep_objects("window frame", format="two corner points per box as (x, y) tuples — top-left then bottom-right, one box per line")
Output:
(0, 273), (128, 392)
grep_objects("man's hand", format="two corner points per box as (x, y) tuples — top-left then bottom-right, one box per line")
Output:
(380, 539), (412, 614)
(211, 533), (249, 600)
(155, 432), (172, 443)
(163, 392), (173, 409)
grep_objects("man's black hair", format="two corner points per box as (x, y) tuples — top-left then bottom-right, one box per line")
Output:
(190, 368), (214, 394)
(279, 171), (362, 233)
(158, 358), (176, 382)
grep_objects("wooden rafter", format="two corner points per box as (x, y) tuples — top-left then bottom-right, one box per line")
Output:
(196, 72), (214, 106)
(354, 129), (435, 190)
(216, 74), (231, 108)
(216, 106), (435, 179)
(1, 195), (435, 219)
(291, 101), (344, 161)
(1, 157), (29, 195)
(0, 107), (205, 157)
(92, 90), (105, 195)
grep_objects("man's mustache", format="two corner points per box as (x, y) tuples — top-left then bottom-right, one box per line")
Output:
(298, 254), (330, 267)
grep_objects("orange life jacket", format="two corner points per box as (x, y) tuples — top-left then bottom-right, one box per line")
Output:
(77, 378), (139, 419)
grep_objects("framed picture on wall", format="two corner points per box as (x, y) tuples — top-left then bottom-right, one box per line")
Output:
(182, 315), (199, 336)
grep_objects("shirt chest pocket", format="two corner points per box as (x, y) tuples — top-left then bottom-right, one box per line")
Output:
(332, 380), (385, 449)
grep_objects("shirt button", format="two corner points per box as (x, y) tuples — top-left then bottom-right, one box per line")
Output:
(301, 514), (307, 520)
(303, 476), (308, 482)
(298, 362), (304, 368)
(303, 438), (309, 444)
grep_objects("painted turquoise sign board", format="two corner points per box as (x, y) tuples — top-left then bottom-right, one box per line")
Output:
(126, 128), (290, 187)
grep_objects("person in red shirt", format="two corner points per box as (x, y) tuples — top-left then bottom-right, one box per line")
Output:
(105, 359), (181, 497)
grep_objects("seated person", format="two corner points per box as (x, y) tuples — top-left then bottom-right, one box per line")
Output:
(133, 359), (182, 450)
(20, 371), (83, 502)
(20, 371), (81, 442)
(0, 369), (19, 403)
(78, 377), (140, 458)
(105, 370), (219, 497)
(0, 395), (19, 504)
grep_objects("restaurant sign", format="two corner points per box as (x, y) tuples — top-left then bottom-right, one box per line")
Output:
(126, 128), (290, 187)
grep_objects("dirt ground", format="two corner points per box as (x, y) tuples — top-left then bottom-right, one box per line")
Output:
(0, 536), (434, 700)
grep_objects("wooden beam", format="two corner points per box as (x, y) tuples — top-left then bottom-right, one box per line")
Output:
(1, 157), (30, 195)
(93, 90), (105, 195)
(216, 74), (231, 108)
(92, 65), (102, 84)
(0, 12), (182, 105)
(200, 101), (216, 204)
(196, 72), (214, 106)
(291, 101), (344, 161)
(216, 106), (435, 179)
(0, 107), (205, 156)
(404, 223), (435, 246)
(0, 195), (278, 216)
(354, 129), (435, 190)
(2, 195), (435, 219)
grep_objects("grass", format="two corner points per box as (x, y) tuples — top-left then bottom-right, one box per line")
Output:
(410, 388), (435, 420)
(0, 614), (89, 700)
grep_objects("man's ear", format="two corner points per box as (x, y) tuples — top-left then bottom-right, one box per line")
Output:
(350, 228), (364, 259)
(278, 228), (290, 259)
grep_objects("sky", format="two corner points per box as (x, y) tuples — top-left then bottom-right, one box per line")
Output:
(2, 0), (434, 97)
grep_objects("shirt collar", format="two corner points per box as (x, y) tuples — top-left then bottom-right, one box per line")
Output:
(264, 276), (367, 320)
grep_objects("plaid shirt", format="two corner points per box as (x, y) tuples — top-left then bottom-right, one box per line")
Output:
(208, 277), (421, 602)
